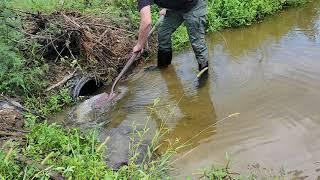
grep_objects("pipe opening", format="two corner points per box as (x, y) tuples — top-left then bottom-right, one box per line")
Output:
(72, 77), (103, 99)
(78, 79), (102, 96)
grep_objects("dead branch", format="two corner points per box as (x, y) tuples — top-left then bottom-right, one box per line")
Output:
(0, 130), (24, 137)
(83, 22), (135, 35)
(45, 70), (77, 92)
(62, 13), (81, 28)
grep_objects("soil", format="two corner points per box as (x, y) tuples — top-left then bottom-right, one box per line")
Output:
(0, 109), (24, 131)
(0, 98), (26, 145)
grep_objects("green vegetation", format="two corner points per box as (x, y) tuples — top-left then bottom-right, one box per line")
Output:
(0, 1), (48, 97)
(24, 88), (73, 117)
(0, 104), (177, 179)
(113, 0), (306, 49)
(12, 0), (107, 14)
(207, 0), (305, 31)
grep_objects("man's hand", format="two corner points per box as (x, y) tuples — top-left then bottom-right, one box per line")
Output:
(160, 8), (166, 17)
(133, 43), (144, 53)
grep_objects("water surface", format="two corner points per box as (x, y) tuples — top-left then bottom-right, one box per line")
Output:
(107, 2), (320, 178)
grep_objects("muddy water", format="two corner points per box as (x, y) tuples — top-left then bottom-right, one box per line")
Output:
(106, 1), (320, 179)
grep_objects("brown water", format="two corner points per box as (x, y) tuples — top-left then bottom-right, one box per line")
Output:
(105, 1), (320, 179)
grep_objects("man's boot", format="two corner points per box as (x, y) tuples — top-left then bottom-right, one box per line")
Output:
(198, 61), (208, 72)
(145, 49), (172, 71)
(157, 49), (172, 68)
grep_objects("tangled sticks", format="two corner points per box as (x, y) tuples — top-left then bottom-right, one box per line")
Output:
(24, 11), (139, 82)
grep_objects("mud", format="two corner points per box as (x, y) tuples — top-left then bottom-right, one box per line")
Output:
(0, 97), (25, 144)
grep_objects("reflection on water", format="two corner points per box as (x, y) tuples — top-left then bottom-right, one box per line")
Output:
(108, 1), (320, 179)
(156, 66), (217, 151)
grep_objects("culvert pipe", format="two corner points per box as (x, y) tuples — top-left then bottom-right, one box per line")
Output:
(69, 75), (103, 99)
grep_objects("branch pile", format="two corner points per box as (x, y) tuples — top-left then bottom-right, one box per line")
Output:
(23, 11), (140, 82)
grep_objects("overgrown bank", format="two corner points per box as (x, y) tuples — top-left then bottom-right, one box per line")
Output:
(0, 0), (306, 179)
(113, 0), (306, 49)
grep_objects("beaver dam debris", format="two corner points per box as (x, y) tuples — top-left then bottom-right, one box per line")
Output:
(22, 11), (150, 83)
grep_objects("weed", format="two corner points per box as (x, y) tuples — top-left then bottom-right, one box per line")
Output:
(0, 1), (48, 97)
(0, 150), (21, 179)
(24, 88), (74, 117)
(172, 26), (190, 50)
(0, 122), (112, 179)
(11, 0), (107, 14)
(201, 153), (236, 180)
(0, 109), (177, 179)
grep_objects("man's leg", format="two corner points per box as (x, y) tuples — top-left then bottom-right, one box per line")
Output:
(157, 10), (184, 68)
(183, 0), (209, 71)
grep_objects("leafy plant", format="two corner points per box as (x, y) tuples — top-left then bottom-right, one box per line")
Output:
(24, 88), (74, 117)
(0, 1), (48, 96)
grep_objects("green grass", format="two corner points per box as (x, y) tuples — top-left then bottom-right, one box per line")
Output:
(0, 99), (177, 179)
(0, 122), (114, 179)
(11, 0), (107, 14)
(24, 88), (73, 117)
(0, 95), (176, 179)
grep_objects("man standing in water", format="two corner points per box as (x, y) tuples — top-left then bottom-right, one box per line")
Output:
(133, 0), (209, 73)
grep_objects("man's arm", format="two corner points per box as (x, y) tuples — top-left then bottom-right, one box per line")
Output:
(133, 6), (152, 53)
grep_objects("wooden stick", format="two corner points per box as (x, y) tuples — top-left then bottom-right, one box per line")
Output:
(97, 28), (109, 42)
(62, 13), (81, 28)
(45, 70), (76, 92)
(108, 16), (164, 97)
(62, 13), (117, 57)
